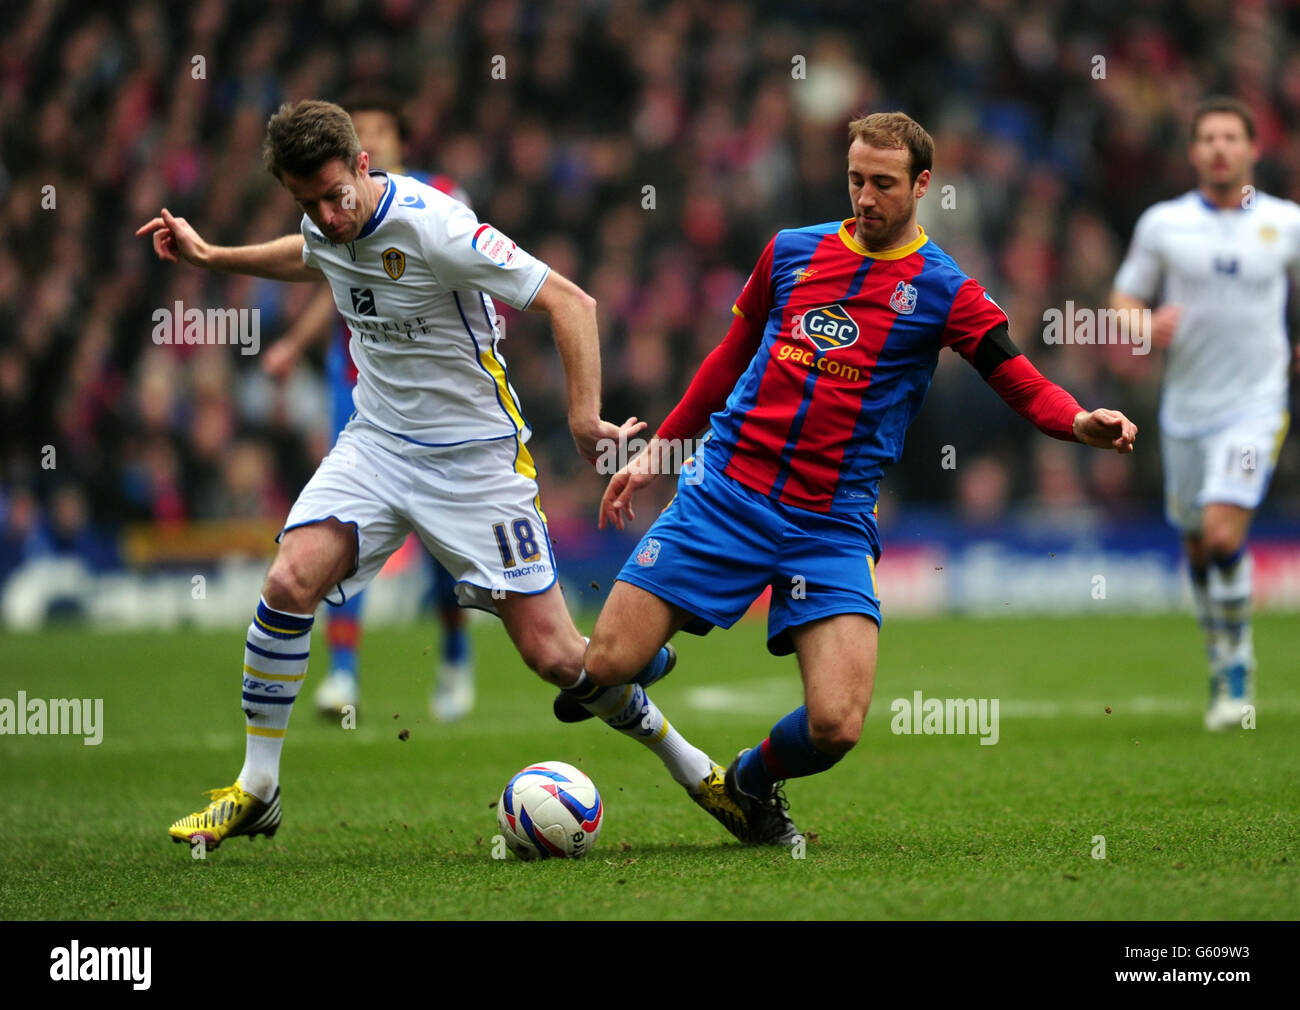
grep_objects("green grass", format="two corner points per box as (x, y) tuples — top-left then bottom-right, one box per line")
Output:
(1, 613), (1296, 920)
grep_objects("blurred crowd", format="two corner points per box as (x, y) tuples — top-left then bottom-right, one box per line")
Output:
(3, 0), (1300, 577)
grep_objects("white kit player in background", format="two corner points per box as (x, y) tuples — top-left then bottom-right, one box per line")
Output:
(138, 100), (748, 850)
(1111, 96), (1300, 731)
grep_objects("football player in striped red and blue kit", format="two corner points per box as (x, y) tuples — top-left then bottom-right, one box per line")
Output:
(558, 112), (1138, 843)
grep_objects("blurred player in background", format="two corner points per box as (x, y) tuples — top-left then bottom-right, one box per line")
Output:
(1111, 96), (1299, 731)
(557, 112), (1138, 842)
(262, 91), (474, 723)
(139, 100), (749, 851)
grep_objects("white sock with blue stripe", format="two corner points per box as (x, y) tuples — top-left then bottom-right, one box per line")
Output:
(237, 597), (314, 801)
(580, 680), (714, 790)
(1209, 550), (1254, 695)
(567, 638), (713, 790)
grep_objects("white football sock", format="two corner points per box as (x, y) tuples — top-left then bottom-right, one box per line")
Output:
(1209, 552), (1254, 671)
(580, 680), (714, 790)
(237, 597), (313, 800)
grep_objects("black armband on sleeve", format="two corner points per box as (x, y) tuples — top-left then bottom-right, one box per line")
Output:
(972, 322), (1022, 380)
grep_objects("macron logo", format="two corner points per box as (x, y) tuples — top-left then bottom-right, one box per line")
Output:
(49, 941), (151, 990)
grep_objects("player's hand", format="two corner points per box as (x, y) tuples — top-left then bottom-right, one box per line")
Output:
(262, 339), (299, 380)
(1072, 408), (1137, 453)
(1150, 305), (1180, 348)
(135, 208), (209, 266)
(570, 414), (647, 467)
(599, 440), (663, 531)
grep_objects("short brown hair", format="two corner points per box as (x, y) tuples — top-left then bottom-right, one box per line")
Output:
(847, 111), (934, 183)
(1191, 96), (1255, 142)
(263, 100), (362, 181)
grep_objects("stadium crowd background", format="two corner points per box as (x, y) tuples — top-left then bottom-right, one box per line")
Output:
(3, 0), (1300, 583)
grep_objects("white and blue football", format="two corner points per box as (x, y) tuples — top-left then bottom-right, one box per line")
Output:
(496, 760), (603, 860)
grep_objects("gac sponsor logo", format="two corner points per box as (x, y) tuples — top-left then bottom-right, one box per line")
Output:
(795, 304), (859, 351)
(776, 343), (863, 382)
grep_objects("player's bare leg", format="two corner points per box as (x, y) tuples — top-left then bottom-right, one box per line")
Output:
(549, 580), (693, 721)
(790, 614), (878, 758)
(1189, 503), (1257, 730)
(506, 582), (745, 836)
(498, 584), (711, 781)
(169, 519), (356, 849)
(584, 581), (695, 686)
(263, 520), (357, 614)
(724, 614), (878, 845)
(495, 584), (587, 687)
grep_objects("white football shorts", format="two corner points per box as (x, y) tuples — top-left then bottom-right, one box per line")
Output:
(280, 420), (556, 612)
(1161, 409), (1289, 533)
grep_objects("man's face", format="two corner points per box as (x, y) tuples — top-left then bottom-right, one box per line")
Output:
(1189, 112), (1256, 191)
(848, 139), (929, 250)
(351, 110), (403, 170)
(283, 150), (372, 243)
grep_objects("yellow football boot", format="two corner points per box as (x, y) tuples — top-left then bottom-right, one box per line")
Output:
(168, 781), (280, 849)
(689, 762), (753, 842)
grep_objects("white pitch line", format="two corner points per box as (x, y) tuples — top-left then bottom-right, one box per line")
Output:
(682, 681), (1300, 719)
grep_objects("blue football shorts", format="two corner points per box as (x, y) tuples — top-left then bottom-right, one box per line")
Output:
(615, 459), (881, 656)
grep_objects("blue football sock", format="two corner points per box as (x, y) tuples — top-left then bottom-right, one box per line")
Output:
(443, 622), (469, 665)
(326, 592), (363, 681)
(424, 558), (470, 664)
(634, 645), (673, 689)
(736, 705), (842, 798)
(560, 646), (673, 701)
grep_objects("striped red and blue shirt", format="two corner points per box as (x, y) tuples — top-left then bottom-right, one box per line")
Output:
(661, 219), (1078, 514)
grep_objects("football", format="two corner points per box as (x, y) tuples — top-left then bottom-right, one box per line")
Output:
(496, 761), (603, 860)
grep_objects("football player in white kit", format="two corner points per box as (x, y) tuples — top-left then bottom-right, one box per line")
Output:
(260, 91), (478, 725)
(1111, 97), (1298, 731)
(139, 100), (750, 848)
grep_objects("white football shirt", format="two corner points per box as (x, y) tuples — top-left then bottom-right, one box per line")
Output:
(300, 171), (550, 449)
(1113, 190), (1300, 437)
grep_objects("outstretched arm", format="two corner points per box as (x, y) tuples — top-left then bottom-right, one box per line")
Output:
(136, 208), (323, 282)
(528, 271), (645, 464)
(657, 309), (765, 442)
(973, 324), (1137, 452)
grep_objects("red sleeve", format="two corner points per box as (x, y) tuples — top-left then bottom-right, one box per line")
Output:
(985, 354), (1082, 442)
(657, 239), (774, 441)
(657, 309), (765, 440)
(943, 277), (1081, 441)
(942, 277), (1009, 362)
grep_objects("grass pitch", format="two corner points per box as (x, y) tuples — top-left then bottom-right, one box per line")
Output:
(1, 613), (1296, 920)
